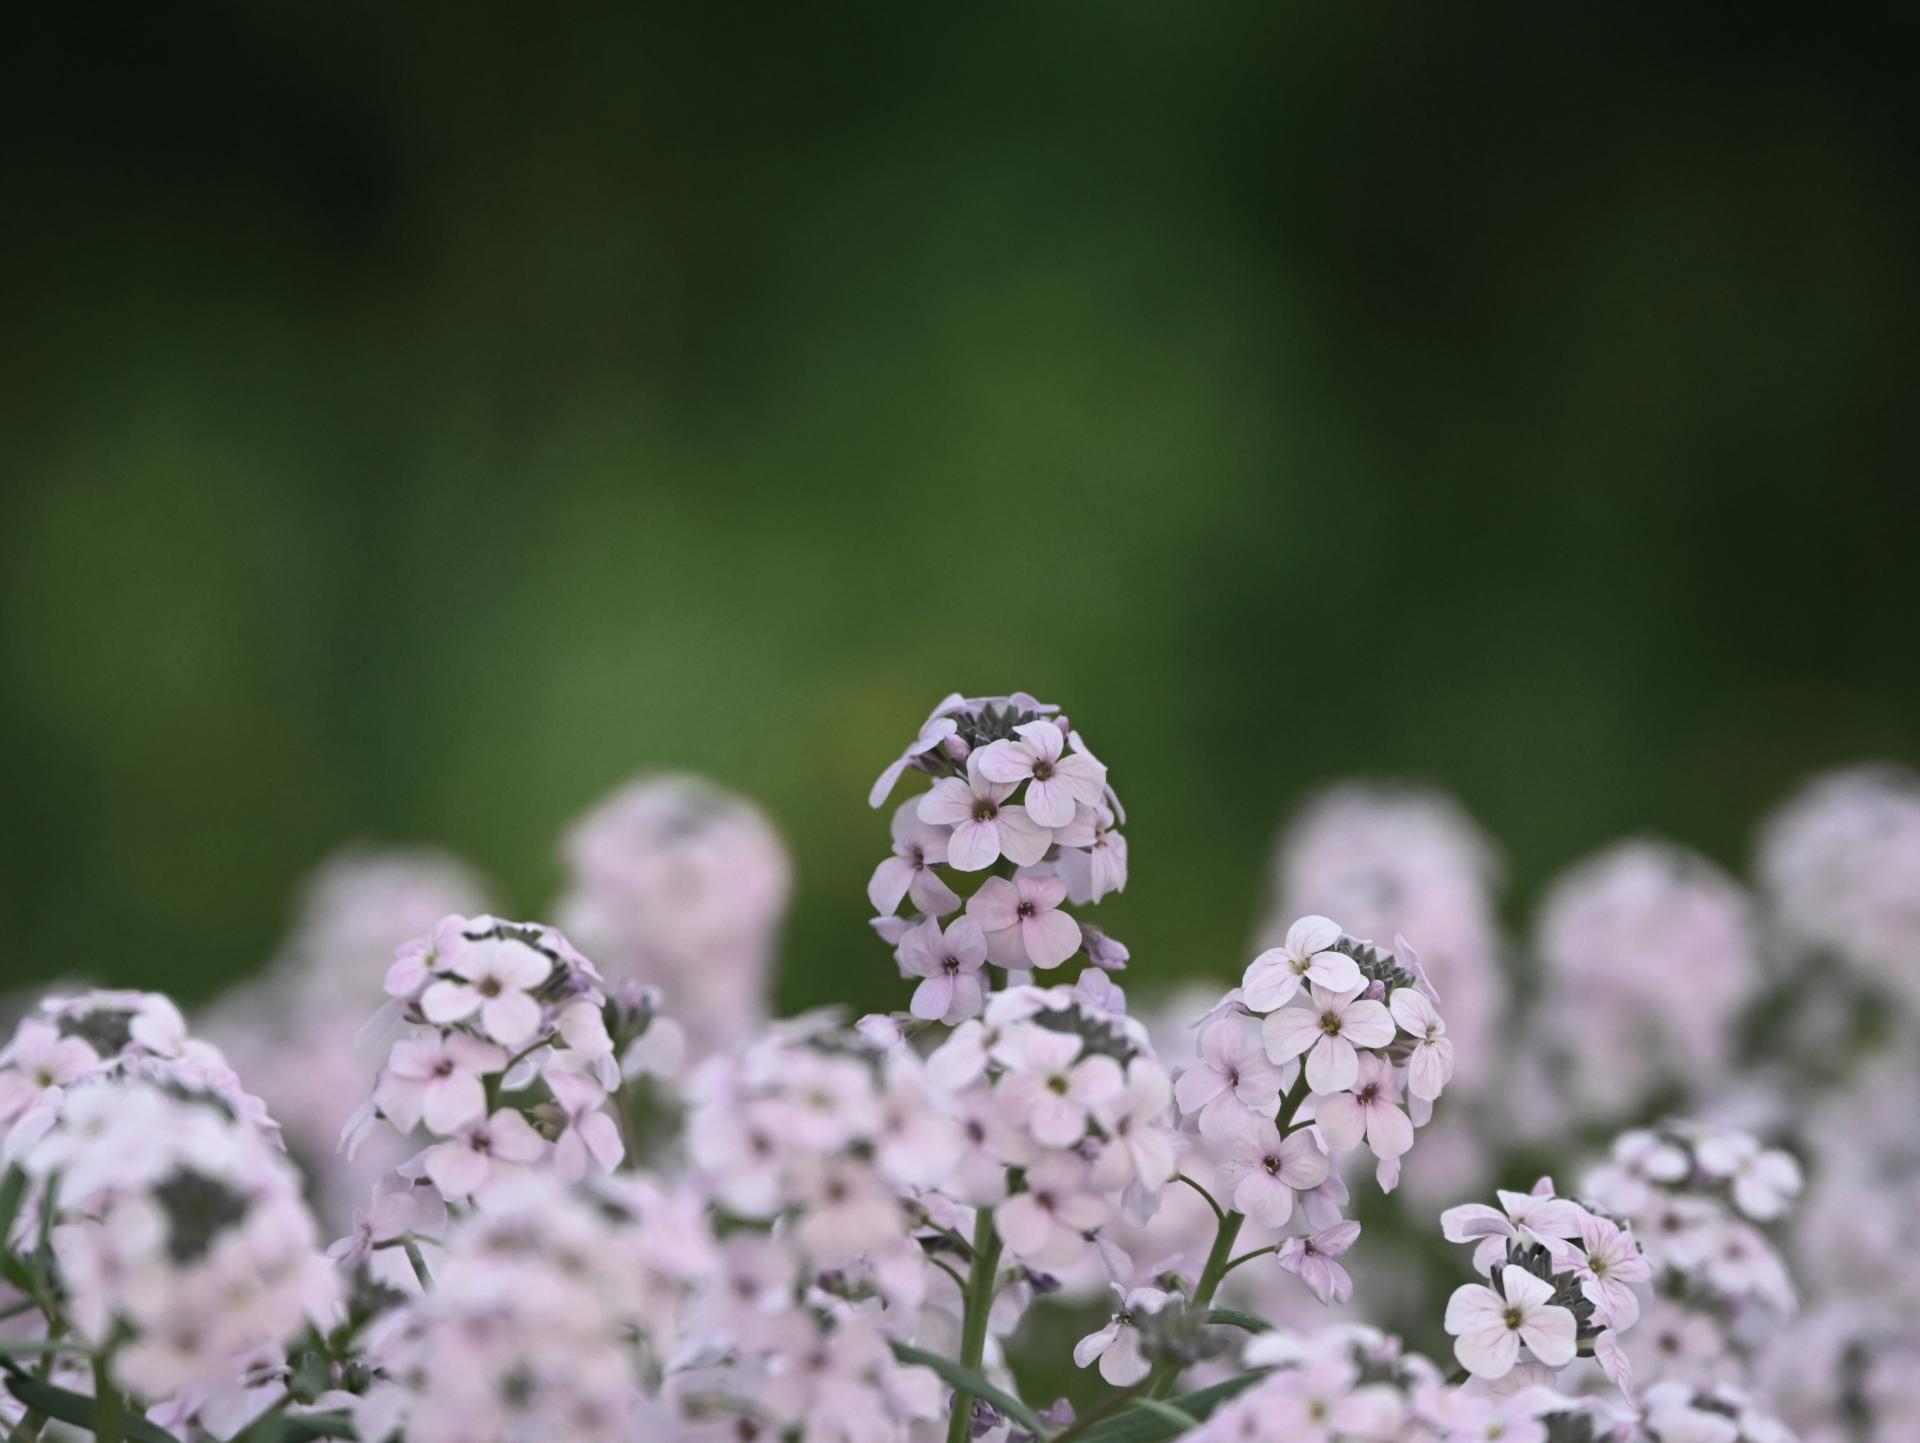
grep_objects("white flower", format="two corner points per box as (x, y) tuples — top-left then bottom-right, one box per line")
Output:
(419, 933), (552, 1047)
(424, 1107), (548, 1197)
(1312, 1053), (1413, 1177)
(1073, 1286), (1171, 1385)
(868, 799), (963, 917)
(1276, 1220), (1361, 1306)
(975, 720), (1107, 828)
(898, 916), (990, 1023)
(374, 1028), (506, 1135)
(1388, 986), (1453, 1101)
(1055, 805), (1128, 904)
(1694, 1131), (1802, 1222)
(1441, 1181), (1589, 1276)
(998, 1152), (1107, 1268)
(1214, 1115), (1330, 1227)
(1260, 982), (1396, 1094)
(1568, 1210), (1650, 1329)
(1241, 915), (1363, 1013)
(1445, 1265), (1577, 1378)
(997, 1027), (1123, 1147)
(1090, 1058), (1179, 1210)
(0, 1020), (100, 1121)
(917, 752), (1053, 872)
(967, 873), (1082, 970)
(1174, 1017), (1286, 1141)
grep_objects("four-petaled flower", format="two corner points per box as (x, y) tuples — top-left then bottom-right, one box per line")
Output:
(1174, 1018), (1286, 1141)
(966, 874), (1082, 970)
(898, 916), (989, 1024)
(868, 800), (963, 918)
(1260, 983), (1396, 1094)
(1277, 1220), (1361, 1306)
(1241, 915), (1363, 1013)
(1215, 1114), (1331, 1227)
(1444, 1265), (1577, 1378)
(420, 934), (552, 1047)
(976, 721), (1107, 829)
(917, 753), (1053, 872)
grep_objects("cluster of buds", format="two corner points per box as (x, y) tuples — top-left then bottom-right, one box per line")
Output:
(10, 1074), (335, 1400)
(346, 916), (639, 1203)
(869, 693), (1127, 1022)
(1440, 1177), (1646, 1393)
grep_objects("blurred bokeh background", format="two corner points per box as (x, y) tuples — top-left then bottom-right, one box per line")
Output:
(4, 3), (1916, 1012)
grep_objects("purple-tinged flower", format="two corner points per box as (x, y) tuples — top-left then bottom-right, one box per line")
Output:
(1445, 1265), (1577, 1378)
(1214, 1114), (1330, 1227)
(967, 873), (1082, 970)
(1259, 982), (1395, 1095)
(1277, 1219), (1361, 1305)
(868, 799), (963, 917)
(898, 916), (988, 1023)
(1174, 1017), (1286, 1141)
(1242, 915), (1364, 1013)
(976, 721), (1107, 829)
(918, 753), (1053, 872)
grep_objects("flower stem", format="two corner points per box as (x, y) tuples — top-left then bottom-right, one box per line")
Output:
(944, 1207), (1002, 1443)
(92, 1358), (122, 1443)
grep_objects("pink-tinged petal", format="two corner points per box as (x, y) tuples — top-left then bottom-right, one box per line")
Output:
(1020, 872), (1068, 909)
(945, 819), (1002, 872)
(1389, 987), (1440, 1034)
(1408, 1042), (1452, 1101)
(1593, 1329), (1634, 1401)
(1445, 1281), (1508, 1334)
(1455, 1325), (1520, 1379)
(1364, 1102), (1414, 1160)
(422, 1073), (486, 1135)
(1073, 1324), (1119, 1370)
(1234, 1169), (1296, 1229)
(947, 973), (985, 1021)
(918, 778), (978, 828)
(1069, 1055), (1125, 1109)
(869, 756), (909, 809)
(1023, 776), (1079, 828)
(1028, 1093), (1086, 1148)
(1012, 720), (1065, 763)
(1277, 1133), (1330, 1189)
(1260, 1007), (1322, 1064)
(580, 1112), (625, 1173)
(943, 916), (989, 966)
(1174, 1065), (1227, 1116)
(425, 1139), (489, 1197)
(1305, 1035), (1358, 1095)
(1337, 999), (1395, 1050)
(1317, 1221), (1362, 1256)
(1303, 952), (1363, 994)
(481, 991), (542, 1048)
(995, 1195), (1053, 1261)
(965, 877), (1021, 931)
(868, 856), (917, 915)
(488, 1109), (549, 1164)
(1285, 915), (1343, 956)
(420, 980), (479, 1024)
(1241, 954), (1302, 1013)
(974, 739), (1033, 785)
(1500, 1265), (1555, 1312)
(909, 868), (962, 917)
(485, 940), (552, 989)
(911, 974), (955, 1021)
(1022, 910), (1082, 969)
(983, 923), (1031, 969)
(1519, 1306), (1576, 1368)
(1472, 1236), (1508, 1276)
(1442, 1203), (1512, 1243)
(1314, 1092), (1367, 1152)
(995, 807), (1053, 866)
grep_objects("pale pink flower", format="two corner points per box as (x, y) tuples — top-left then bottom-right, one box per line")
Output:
(376, 1029), (507, 1135)
(1090, 1058), (1179, 1207)
(917, 753), (1053, 872)
(1389, 986), (1453, 1102)
(1214, 1115), (1330, 1227)
(997, 1027), (1123, 1148)
(0, 1020), (100, 1121)
(1312, 1053), (1413, 1178)
(1441, 1181), (1588, 1276)
(1241, 915), (1363, 1013)
(1073, 1285), (1171, 1385)
(1445, 1265), (1577, 1378)
(545, 1069), (625, 1181)
(998, 1152), (1107, 1268)
(976, 720), (1107, 829)
(1055, 805), (1128, 905)
(1694, 1132), (1802, 1222)
(1568, 1210), (1650, 1329)
(424, 1107), (548, 1197)
(967, 873), (1081, 970)
(1260, 982), (1395, 1094)
(1174, 1017), (1286, 1141)
(898, 916), (989, 1023)
(868, 693), (963, 808)
(868, 800), (962, 917)
(1277, 1220), (1361, 1305)
(419, 933), (552, 1047)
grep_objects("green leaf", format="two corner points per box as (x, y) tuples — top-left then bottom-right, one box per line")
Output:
(240, 1410), (357, 1442)
(0, 1339), (86, 1358)
(0, 1369), (183, 1443)
(887, 1340), (1048, 1438)
(1069, 1370), (1268, 1443)
(1128, 1398), (1199, 1429)
(0, 1167), (26, 1247)
(1202, 1308), (1272, 1334)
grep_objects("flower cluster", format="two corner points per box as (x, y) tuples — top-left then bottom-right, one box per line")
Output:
(869, 693), (1126, 1022)
(352, 1170), (711, 1443)
(1440, 1176), (1645, 1392)
(11, 1074), (335, 1399)
(555, 772), (793, 1059)
(1182, 1328), (1451, 1443)
(348, 915), (637, 1203)
(1583, 1126), (1800, 1386)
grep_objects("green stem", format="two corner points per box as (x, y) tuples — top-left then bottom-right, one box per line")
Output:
(1219, 1243), (1280, 1276)
(92, 1358), (122, 1443)
(944, 1208), (1002, 1443)
(1149, 1073), (1314, 1397)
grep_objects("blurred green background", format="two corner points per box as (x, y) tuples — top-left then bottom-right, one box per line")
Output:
(3, 4), (1916, 1013)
